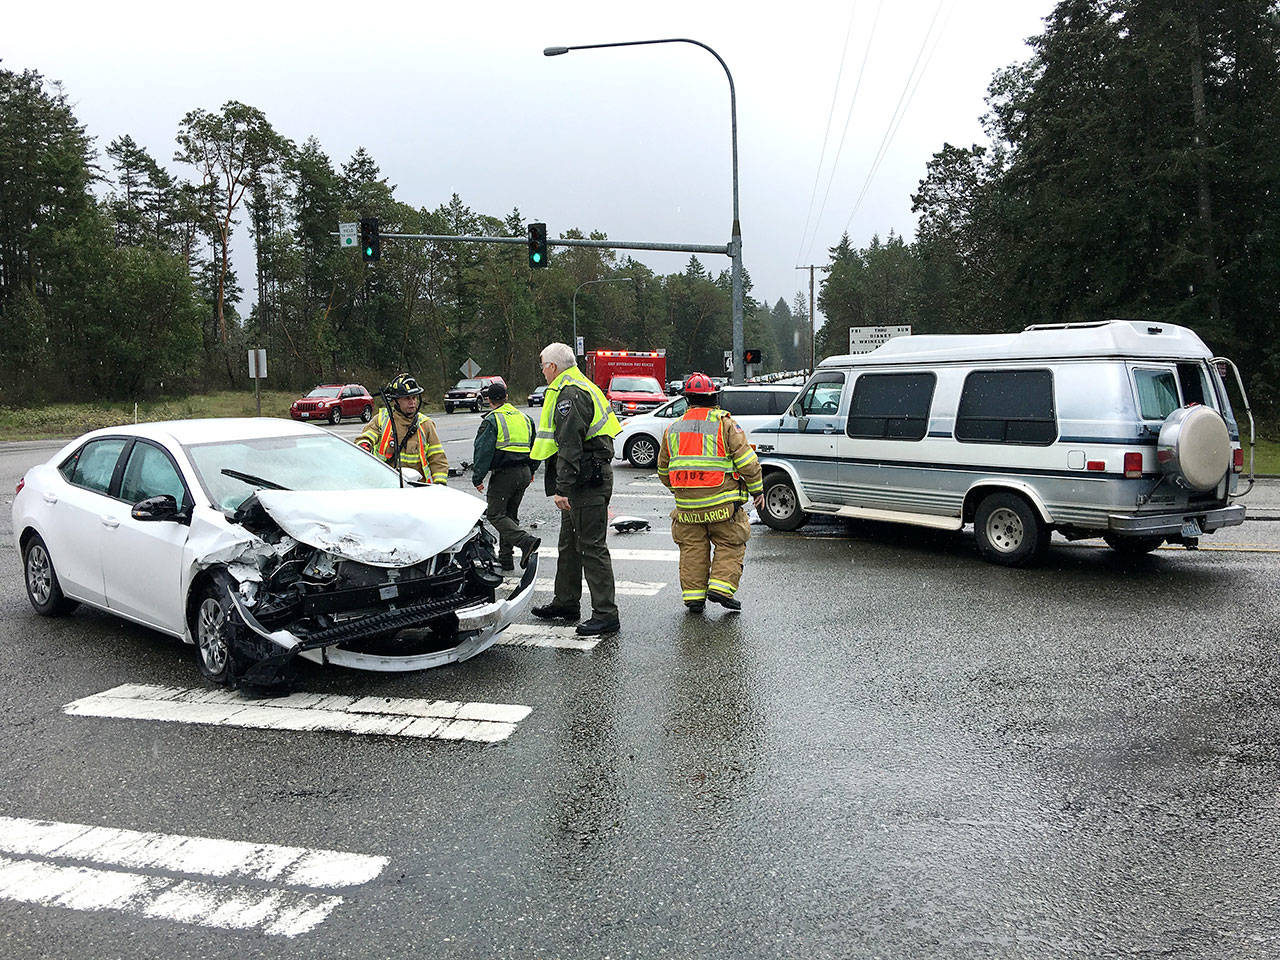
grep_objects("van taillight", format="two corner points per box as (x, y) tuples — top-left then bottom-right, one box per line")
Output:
(1123, 452), (1143, 478)
(1233, 449), (1244, 473)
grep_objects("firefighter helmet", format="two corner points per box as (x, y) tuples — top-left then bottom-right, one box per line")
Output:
(384, 373), (424, 398)
(682, 372), (718, 396)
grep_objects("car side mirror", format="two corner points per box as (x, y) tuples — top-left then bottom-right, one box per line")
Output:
(131, 494), (187, 523)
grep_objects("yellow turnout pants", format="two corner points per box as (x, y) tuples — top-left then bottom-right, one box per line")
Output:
(670, 505), (751, 603)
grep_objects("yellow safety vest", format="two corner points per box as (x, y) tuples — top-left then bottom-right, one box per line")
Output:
(530, 366), (621, 461)
(491, 402), (532, 454)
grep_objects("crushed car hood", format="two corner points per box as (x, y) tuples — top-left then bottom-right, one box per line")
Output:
(254, 486), (485, 567)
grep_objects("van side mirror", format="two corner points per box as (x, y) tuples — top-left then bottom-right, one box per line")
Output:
(131, 494), (187, 523)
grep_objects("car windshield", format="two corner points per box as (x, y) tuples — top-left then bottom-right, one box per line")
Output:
(306, 387), (342, 399)
(185, 433), (401, 511)
(610, 377), (662, 393)
(456, 380), (482, 390)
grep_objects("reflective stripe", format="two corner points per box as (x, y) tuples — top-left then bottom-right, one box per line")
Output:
(682, 589), (708, 601)
(672, 488), (745, 510)
(673, 420), (720, 436)
(708, 578), (736, 596)
(668, 456), (733, 469)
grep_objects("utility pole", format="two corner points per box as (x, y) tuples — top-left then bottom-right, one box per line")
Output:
(796, 265), (821, 372)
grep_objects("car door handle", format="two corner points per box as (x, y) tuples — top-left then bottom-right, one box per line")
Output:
(43, 493), (58, 504)
(101, 516), (120, 529)
(822, 426), (836, 434)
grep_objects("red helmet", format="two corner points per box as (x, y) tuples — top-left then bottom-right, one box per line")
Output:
(683, 372), (718, 396)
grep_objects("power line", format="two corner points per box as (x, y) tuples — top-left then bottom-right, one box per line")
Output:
(803, 0), (886, 263)
(840, 0), (953, 239)
(794, 1), (859, 266)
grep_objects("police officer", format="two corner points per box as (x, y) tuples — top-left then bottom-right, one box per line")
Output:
(472, 382), (540, 571)
(529, 342), (622, 636)
(355, 373), (449, 483)
(657, 372), (764, 612)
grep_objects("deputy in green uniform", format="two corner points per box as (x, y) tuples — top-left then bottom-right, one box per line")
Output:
(471, 382), (540, 571)
(529, 342), (622, 637)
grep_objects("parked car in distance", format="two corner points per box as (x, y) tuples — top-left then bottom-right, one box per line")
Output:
(528, 385), (548, 407)
(666, 379), (685, 396)
(12, 419), (538, 687)
(289, 384), (373, 425)
(613, 384), (801, 468)
(445, 376), (506, 413)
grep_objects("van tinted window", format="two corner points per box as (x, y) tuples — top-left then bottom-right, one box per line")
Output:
(721, 391), (772, 416)
(955, 370), (1056, 445)
(847, 373), (935, 441)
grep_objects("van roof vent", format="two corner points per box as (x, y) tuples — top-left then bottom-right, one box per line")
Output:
(1022, 320), (1113, 332)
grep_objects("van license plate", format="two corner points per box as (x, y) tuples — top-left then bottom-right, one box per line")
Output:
(1181, 519), (1203, 538)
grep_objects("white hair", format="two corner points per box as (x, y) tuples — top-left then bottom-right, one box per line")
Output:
(540, 342), (576, 373)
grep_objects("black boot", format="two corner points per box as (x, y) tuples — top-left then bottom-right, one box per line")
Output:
(531, 603), (579, 621)
(707, 591), (741, 611)
(684, 601), (705, 613)
(576, 615), (620, 636)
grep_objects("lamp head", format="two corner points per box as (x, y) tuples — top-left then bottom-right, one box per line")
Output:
(543, 46), (569, 56)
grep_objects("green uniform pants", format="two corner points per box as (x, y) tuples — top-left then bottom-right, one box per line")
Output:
(670, 505), (751, 603)
(485, 464), (534, 561)
(552, 477), (618, 619)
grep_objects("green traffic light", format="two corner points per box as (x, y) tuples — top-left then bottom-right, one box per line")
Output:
(365, 247), (373, 256)
(532, 252), (541, 263)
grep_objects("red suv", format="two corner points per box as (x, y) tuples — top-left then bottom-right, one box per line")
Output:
(289, 384), (374, 424)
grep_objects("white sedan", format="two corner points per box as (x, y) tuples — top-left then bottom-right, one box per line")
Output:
(12, 419), (537, 687)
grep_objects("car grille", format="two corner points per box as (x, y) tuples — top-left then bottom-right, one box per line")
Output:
(295, 401), (324, 412)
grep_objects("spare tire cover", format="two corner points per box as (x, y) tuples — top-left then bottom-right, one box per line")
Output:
(1156, 405), (1230, 492)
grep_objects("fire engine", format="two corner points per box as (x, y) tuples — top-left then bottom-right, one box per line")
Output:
(584, 350), (669, 416)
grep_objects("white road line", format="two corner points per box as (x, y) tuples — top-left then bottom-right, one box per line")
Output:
(64, 684), (530, 743)
(503, 577), (665, 597)
(0, 854), (343, 937)
(538, 546), (680, 562)
(497, 624), (602, 650)
(0, 816), (387, 888)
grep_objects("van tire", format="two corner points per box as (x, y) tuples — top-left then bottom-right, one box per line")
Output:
(761, 474), (807, 532)
(625, 435), (659, 468)
(1103, 534), (1163, 556)
(974, 492), (1044, 566)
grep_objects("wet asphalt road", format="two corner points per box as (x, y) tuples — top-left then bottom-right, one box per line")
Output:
(0, 412), (1278, 958)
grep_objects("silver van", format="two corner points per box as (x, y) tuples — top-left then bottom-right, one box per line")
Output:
(752, 320), (1252, 565)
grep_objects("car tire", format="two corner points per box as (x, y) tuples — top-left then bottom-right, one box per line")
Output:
(360, 405), (373, 423)
(1103, 534), (1163, 556)
(23, 534), (78, 617)
(193, 583), (235, 685)
(625, 435), (659, 469)
(974, 491), (1045, 566)
(329, 407), (342, 425)
(760, 473), (808, 532)
(445, 404), (454, 414)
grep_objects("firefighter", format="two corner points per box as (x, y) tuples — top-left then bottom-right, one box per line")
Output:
(472, 382), (540, 571)
(529, 342), (623, 637)
(657, 372), (765, 612)
(355, 373), (449, 484)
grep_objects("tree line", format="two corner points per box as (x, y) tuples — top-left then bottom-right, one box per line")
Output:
(815, 0), (1280, 409)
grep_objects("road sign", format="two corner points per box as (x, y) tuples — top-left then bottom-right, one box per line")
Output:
(459, 358), (482, 379)
(723, 349), (734, 373)
(576, 336), (584, 356)
(338, 222), (358, 249)
(849, 325), (912, 354)
(247, 349), (267, 379)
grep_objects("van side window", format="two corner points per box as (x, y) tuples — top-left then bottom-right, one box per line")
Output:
(721, 391), (771, 416)
(1175, 362), (1209, 407)
(955, 370), (1056, 445)
(794, 373), (845, 416)
(1133, 368), (1180, 420)
(846, 373), (935, 441)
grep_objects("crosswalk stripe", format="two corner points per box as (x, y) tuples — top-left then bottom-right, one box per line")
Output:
(538, 546), (680, 562)
(497, 624), (602, 650)
(502, 577), (665, 597)
(64, 684), (530, 743)
(0, 816), (387, 888)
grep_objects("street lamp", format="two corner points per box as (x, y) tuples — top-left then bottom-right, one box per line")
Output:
(544, 39), (744, 384)
(572, 277), (639, 355)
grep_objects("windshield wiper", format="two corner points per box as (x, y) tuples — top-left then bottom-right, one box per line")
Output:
(221, 468), (290, 491)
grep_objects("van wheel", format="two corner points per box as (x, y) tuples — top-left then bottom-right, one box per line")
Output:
(626, 435), (659, 468)
(1103, 534), (1163, 556)
(974, 492), (1044, 566)
(761, 474), (807, 532)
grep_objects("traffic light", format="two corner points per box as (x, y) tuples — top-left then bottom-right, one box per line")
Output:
(360, 217), (380, 262)
(744, 348), (762, 365)
(527, 222), (548, 269)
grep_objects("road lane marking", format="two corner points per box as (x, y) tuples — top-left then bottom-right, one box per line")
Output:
(0, 817), (388, 937)
(64, 684), (530, 743)
(0, 816), (387, 887)
(538, 547), (680, 562)
(503, 577), (665, 597)
(497, 624), (602, 650)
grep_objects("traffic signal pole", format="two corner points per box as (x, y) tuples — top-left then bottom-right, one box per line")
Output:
(365, 232), (730, 256)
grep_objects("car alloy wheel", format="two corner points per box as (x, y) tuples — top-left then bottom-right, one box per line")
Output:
(627, 435), (658, 468)
(196, 595), (230, 679)
(329, 407), (342, 425)
(361, 405), (373, 422)
(26, 542), (52, 607)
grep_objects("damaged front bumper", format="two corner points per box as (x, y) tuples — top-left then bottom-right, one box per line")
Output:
(224, 553), (539, 675)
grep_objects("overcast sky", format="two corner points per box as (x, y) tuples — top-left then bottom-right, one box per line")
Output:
(8, 0), (1057, 334)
